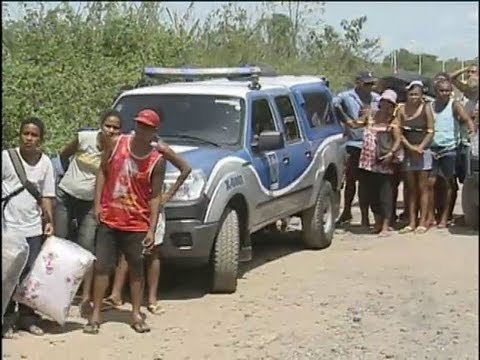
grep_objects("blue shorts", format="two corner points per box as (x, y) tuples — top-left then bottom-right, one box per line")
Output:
(431, 147), (457, 180)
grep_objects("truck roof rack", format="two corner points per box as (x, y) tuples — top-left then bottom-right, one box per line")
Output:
(143, 66), (267, 90)
(144, 66), (262, 78)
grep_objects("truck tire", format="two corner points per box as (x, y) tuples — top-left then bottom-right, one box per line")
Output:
(462, 176), (479, 230)
(211, 208), (240, 293)
(302, 181), (335, 249)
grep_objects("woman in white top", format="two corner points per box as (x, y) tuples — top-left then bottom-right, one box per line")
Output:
(2, 117), (55, 337)
(54, 110), (122, 317)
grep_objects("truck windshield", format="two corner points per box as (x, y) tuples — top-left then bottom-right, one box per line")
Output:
(114, 94), (245, 146)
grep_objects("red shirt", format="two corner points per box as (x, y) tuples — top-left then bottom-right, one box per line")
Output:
(100, 135), (162, 232)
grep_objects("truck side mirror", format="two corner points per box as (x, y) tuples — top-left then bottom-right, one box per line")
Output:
(252, 131), (284, 152)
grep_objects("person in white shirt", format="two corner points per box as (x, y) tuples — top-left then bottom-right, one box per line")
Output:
(54, 110), (122, 318)
(2, 117), (55, 337)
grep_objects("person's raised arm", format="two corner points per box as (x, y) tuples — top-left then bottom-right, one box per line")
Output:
(333, 94), (358, 129)
(59, 136), (79, 171)
(143, 158), (166, 250)
(94, 135), (117, 222)
(453, 101), (477, 135)
(449, 67), (471, 94)
(158, 142), (192, 204)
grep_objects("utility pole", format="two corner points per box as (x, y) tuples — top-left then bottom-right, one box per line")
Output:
(442, 61), (446, 72)
(393, 50), (398, 74)
(461, 60), (465, 82)
(418, 54), (422, 75)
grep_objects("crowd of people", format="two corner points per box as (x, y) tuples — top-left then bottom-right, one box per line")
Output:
(2, 108), (191, 336)
(1, 64), (478, 339)
(335, 65), (479, 236)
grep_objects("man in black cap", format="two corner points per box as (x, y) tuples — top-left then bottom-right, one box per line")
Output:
(333, 70), (381, 227)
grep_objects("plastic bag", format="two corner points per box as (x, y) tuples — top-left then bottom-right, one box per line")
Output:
(13, 236), (95, 325)
(154, 210), (166, 246)
(2, 232), (29, 322)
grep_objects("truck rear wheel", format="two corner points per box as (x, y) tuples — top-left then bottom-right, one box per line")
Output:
(302, 181), (335, 249)
(462, 176), (479, 230)
(211, 208), (240, 293)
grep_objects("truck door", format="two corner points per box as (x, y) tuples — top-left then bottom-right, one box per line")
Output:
(271, 94), (312, 184)
(247, 97), (290, 191)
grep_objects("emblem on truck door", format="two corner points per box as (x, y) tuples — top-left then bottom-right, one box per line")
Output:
(224, 174), (244, 191)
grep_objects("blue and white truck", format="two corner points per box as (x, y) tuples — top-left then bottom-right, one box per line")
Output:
(113, 67), (346, 293)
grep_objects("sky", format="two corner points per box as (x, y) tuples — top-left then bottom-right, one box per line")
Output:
(3, 1), (479, 61)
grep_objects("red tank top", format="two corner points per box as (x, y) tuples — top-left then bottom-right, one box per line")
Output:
(100, 135), (162, 232)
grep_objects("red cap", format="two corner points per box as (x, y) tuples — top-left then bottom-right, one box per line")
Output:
(135, 109), (160, 128)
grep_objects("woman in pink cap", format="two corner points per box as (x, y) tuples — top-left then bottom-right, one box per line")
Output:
(397, 81), (435, 234)
(357, 89), (403, 236)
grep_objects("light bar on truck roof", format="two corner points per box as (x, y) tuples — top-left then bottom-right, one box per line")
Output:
(144, 66), (262, 78)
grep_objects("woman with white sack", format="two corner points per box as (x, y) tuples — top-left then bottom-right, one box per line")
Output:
(54, 110), (122, 317)
(2, 117), (55, 337)
(104, 140), (191, 315)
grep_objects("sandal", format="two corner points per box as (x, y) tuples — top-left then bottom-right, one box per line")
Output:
(147, 303), (165, 315)
(83, 321), (100, 335)
(2, 327), (15, 339)
(131, 320), (150, 334)
(399, 225), (414, 234)
(378, 231), (391, 238)
(25, 324), (44, 336)
(415, 226), (428, 234)
(102, 297), (122, 311)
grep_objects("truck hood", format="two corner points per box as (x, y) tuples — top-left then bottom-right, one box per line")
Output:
(166, 144), (237, 176)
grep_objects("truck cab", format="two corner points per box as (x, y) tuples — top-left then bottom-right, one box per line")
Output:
(113, 67), (346, 293)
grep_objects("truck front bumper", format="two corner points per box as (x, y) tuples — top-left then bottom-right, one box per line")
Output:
(160, 219), (218, 266)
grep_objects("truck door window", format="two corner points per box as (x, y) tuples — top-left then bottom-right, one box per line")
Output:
(302, 91), (333, 128)
(274, 96), (301, 142)
(251, 99), (276, 137)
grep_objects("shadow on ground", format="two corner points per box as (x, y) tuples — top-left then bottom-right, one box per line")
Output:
(158, 227), (314, 301)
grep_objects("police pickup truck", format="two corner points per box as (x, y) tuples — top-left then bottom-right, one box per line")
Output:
(113, 67), (346, 293)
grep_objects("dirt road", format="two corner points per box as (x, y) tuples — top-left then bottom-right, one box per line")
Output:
(3, 200), (478, 360)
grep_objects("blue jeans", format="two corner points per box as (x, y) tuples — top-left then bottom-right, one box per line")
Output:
(54, 187), (97, 254)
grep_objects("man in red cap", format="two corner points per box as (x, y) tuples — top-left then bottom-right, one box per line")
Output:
(84, 109), (166, 334)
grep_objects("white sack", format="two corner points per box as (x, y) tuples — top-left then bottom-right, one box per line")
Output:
(2, 232), (29, 322)
(13, 236), (95, 325)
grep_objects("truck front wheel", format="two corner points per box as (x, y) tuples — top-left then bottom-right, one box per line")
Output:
(211, 208), (240, 293)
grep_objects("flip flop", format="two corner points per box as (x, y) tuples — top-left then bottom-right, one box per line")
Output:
(147, 303), (165, 315)
(102, 297), (122, 311)
(399, 225), (414, 234)
(415, 226), (428, 234)
(2, 328), (16, 339)
(131, 320), (150, 334)
(25, 324), (44, 336)
(83, 321), (100, 335)
(378, 231), (391, 238)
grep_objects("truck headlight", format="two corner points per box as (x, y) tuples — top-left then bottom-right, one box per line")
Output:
(163, 169), (206, 202)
